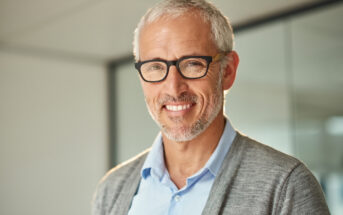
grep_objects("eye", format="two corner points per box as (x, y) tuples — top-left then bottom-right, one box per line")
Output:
(184, 60), (206, 67)
(180, 58), (207, 73)
(188, 60), (204, 66)
(142, 62), (166, 72)
(151, 64), (164, 70)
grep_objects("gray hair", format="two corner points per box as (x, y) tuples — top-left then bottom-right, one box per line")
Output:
(133, 0), (234, 65)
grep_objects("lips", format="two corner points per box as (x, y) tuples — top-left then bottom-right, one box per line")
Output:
(165, 104), (192, 111)
(159, 93), (197, 113)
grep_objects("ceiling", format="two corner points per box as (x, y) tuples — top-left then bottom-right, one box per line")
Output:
(1, 0), (342, 168)
(0, 0), (341, 119)
(0, 0), (320, 64)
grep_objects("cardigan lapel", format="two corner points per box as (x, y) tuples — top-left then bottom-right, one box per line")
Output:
(109, 152), (148, 215)
(201, 133), (245, 215)
(107, 133), (245, 215)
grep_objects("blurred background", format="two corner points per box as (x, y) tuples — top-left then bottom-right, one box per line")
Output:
(0, 0), (342, 214)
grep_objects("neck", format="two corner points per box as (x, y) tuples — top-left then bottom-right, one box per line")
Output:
(162, 112), (225, 189)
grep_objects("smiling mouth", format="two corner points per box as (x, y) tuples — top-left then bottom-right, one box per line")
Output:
(165, 104), (192, 111)
(159, 93), (197, 113)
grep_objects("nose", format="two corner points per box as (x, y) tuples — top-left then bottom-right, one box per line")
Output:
(164, 65), (188, 96)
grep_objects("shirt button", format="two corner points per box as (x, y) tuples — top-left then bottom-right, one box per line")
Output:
(174, 195), (181, 202)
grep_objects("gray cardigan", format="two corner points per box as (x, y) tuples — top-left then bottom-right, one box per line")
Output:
(92, 132), (330, 215)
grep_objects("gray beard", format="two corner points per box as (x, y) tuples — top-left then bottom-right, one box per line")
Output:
(160, 92), (223, 142)
(145, 80), (223, 143)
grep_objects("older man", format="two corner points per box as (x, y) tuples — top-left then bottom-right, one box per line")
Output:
(92, 0), (329, 214)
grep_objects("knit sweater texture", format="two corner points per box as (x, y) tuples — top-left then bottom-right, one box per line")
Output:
(92, 132), (330, 215)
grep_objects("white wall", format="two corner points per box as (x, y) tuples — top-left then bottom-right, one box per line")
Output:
(0, 51), (108, 215)
(115, 63), (159, 163)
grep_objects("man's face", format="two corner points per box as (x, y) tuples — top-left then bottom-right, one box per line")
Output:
(138, 12), (224, 142)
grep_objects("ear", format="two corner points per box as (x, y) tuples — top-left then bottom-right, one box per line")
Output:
(222, 51), (239, 91)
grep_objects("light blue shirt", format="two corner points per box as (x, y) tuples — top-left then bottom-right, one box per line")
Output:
(128, 119), (236, 215)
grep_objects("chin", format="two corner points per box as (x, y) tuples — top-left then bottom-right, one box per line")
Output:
(162, 129), (200, 142)
(161, 118), (209, 142)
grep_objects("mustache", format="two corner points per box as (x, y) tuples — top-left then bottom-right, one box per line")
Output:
(158, 93), (198, 106)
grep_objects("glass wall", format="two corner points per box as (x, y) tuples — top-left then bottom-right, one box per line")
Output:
(110, 4), (343, 214)
(291, 5), (343, 214)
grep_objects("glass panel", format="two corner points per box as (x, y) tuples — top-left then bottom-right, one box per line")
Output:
(226, 22), (293, 154)
(291, 4), (343, 214)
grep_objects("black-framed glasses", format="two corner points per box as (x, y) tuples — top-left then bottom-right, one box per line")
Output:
(134, 53), (224, 83)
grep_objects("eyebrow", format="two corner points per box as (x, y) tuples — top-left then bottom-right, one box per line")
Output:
(144, 54), (209, 62)
(149, 57), (166, 61)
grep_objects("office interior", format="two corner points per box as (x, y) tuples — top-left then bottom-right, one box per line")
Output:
(1, 0), (342, 214)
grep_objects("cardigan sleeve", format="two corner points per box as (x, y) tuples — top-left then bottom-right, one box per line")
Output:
(91, 150), (149, 215)
(92, 175), (117, 215)
(276, 163), (330, 215)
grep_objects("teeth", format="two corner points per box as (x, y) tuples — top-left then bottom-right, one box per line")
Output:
(166, 104), (191, 111)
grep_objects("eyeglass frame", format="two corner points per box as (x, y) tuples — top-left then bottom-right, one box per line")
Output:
(134, 53), (225, 83)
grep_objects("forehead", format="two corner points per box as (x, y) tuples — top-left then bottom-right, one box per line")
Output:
(139, 12), (217, 61)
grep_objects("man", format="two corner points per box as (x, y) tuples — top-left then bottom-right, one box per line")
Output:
(92, 0), (329, 214)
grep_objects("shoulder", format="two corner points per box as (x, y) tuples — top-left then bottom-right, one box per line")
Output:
(92, 149), (150, 215)
(229, 133), (329, 213)
(100, 149), (149, 185)
(233, 132), (301, 173)
(276, 158), (329, 214)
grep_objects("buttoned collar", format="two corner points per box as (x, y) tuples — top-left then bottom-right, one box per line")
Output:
(141, 118), (236, 181)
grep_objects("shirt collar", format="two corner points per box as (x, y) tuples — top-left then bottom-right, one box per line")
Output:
(140, 118), (236, 180)
(141, 132), (165, 180)
(204, 118), (236, 176)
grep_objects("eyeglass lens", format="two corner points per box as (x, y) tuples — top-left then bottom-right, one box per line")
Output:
(140, 57), (208, 82)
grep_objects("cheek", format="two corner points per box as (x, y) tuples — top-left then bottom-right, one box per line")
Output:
(197, 76), (221, 98)
(205, 69), (222, 88)
(141, 82), (154, 98)
(141, 84), (160, 107)
(198, 82), (222, 109)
